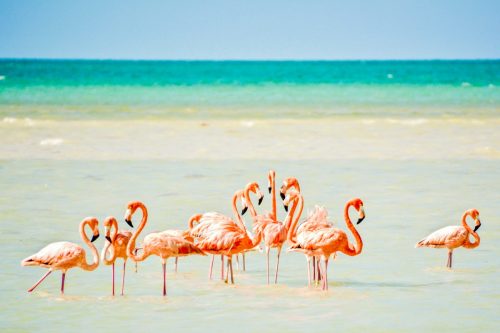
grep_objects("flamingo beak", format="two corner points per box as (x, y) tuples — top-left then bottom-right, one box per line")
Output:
(105, 236), (112, 243)
(284, 205), (288, 212)
(91, 233), (100, 242)
(280, 190), (286, 200)
(268, 186), (272, 194)
(241, 207), (248, 215)
(258, 196), (264, 205)
(473, 219), (481, 232)
(124, 209), (134, 227)
(357, 206), (366, 224)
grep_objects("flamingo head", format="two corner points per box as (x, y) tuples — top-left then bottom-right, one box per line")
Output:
(103, 216), (117, 243)
(246, 182), (264, 206)
(280, 177), (300, 200)
(84, 217), (100, 242)
(283, 189), (301, 212)
(124, 201), (142, 228)
(468, 209), (481, 232)
(267, 170), (276, 194)
(350, 198), (365, 224)
(235, 190), (249, 215)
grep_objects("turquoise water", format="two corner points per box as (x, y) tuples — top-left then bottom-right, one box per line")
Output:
(0, 60), (499, 332)
(1, 60), (499, 119)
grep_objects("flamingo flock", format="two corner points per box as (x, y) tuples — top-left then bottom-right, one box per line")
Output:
(21, 170), (483, 296)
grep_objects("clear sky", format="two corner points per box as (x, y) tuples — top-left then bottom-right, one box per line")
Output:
(1, 0), (499, 60)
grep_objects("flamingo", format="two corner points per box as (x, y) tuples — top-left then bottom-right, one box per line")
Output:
(415, 209), (481, 268)
(251, 170), (289, 284)
(21, 217), (100, 294)
(187, 192), (248, 280)
(101, 216), (135, 296)
(193, 189), (263, 284)
(288, 198), (366, 290)
(280, 176), (322, 282)
(124, 201), (205, 296)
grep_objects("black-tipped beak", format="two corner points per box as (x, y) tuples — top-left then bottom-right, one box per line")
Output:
(474, 223), (481, 232)
(125, 219), (133, 228)
(258, 196), (263, 205)
(284, 205), (288, 212)
(105, 236), (112, 243)
(241, 207), (248, 215)
(280, 192), (286, 200)
(91, 233), (99, 242)
(357, 216), (365, 225)
(268, 187), (272, 194)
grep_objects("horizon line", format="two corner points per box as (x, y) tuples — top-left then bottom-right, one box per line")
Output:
(1, 57), (499, 62)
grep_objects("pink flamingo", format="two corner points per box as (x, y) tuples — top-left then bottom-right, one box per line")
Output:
(288, 198), (366, 290)
(21, 217), (100, 294)
(187, 191), (248, 280)
(251, 171), (289, 284)
(416, 209), (481, 268)
(125, 201), (205, 296)
(101, 216), (134, 296)
(280, 176), (321, 282)
(194, 189), (263, 284)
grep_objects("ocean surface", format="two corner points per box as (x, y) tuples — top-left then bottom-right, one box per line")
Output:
(0, 60), (499, 332)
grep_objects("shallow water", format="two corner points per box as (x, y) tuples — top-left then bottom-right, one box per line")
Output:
(1, 60), (499, 332)
(1, 159), (499, 332)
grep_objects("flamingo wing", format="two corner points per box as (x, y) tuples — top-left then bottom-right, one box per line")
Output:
(21, 241), (84, 269)
(416, 226), (467, 248)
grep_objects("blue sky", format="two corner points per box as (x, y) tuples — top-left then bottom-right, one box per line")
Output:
(1, 0), (499, 60)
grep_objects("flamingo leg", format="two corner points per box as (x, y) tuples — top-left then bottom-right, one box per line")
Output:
(324, 258), (329, 291)
(112, 262), (115, 296)
(208, 255), (215, 280)
(307, 256), (312, 287)
(61, 272), (66, 294)
(162, 260), (167, 296)
(447, 250), (453, 268)
(450, 251), (453, 268)
(316, 257), (322, 285)
(225, 256), (230, 283)
(266, 247), (270, 284)
(274, 247), (282, 284)
(229, 256), (234, 284)
(121, 260), (126, 296)
(221, 255), (225, 280)
(174, 257), (178, 273)
(27, 270), (52, 292)
(242, 253), (246, 271)
(312, 256), (316, 282)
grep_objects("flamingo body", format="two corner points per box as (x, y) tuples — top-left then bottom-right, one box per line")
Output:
(23, 241), (89, 271)
(416, 226), (469, 249)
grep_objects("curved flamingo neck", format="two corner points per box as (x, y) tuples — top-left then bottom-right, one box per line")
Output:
(102, 218), (118, 264)
(126, 203), (148, 261)
(232, 193), (247, 232)
(101, 239), (116, 265)
(462, 212), (480, 248)
(244, 187), (258, 218)
(271, 172), (277, 221)
(343, 201), (363, 256)
(111, 219), (118, 241)
(287, 196), (303, 243)
(79, 220), (99, 271)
